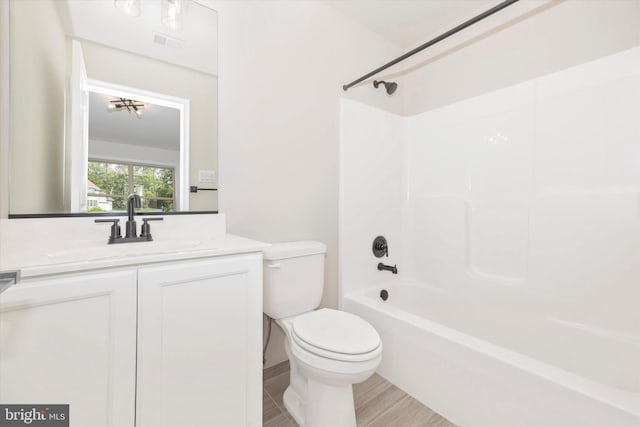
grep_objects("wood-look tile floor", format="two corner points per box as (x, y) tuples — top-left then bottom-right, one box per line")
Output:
(263, 361), (457, 427)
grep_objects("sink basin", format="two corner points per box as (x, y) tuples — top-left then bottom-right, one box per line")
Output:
(46, 239), (204, 262)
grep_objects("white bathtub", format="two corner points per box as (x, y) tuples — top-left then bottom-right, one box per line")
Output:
(343, 280), (640, 427)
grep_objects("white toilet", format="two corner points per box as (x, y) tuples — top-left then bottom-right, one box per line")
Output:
(263, 241), (382, 427)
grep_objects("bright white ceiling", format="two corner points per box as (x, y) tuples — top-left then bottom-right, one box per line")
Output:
(324, 0), (498, 48)
(64, 0), (218, 75)
(62, 0), (214, 153)
(89, 92), (180, 151)
(79, 0), (502, 148)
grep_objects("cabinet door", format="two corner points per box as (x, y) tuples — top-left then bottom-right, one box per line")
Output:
(136, 254), (262, 427)
(0, 270), (137, 427)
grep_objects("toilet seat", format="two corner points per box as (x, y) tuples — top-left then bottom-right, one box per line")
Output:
(291, 309), (382, 362)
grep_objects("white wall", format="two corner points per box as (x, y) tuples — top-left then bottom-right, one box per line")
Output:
(401, 0), (640, 115)
(0, 1), (9, 219)
(9, 0), (67, 213)
(209, 0), (401, 367)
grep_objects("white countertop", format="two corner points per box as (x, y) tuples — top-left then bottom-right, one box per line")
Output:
(15, 234), (269, 279)
(0, 214), (270, 279)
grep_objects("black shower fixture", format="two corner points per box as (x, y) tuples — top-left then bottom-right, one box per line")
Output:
(373, 80), (398, 95)
(343, 1), (519, 92)
(372, 236), (389, 258)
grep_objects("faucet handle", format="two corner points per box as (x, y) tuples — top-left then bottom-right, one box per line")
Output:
(95, 218), (122, 243)
(140, 217), (163, 239)
(372, 236), (389, 257)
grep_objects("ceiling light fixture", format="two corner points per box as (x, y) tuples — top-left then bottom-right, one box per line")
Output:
(114, 0), (141, 17)
(161, 0), (184, 31)
(107, 98), (145, 119)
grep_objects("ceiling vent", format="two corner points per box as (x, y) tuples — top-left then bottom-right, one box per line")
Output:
(152, 32), (185, 49)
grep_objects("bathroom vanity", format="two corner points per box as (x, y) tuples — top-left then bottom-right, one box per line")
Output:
(0, 214), (266, 427)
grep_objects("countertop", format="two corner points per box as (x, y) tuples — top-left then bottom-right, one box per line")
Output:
(0, 214), (269, 280)
(14, 234), (270, 279)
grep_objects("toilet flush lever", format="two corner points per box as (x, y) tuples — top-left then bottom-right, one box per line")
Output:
(266, 263), (281, 269)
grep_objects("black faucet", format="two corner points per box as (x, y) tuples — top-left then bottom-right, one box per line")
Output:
(94, 194), (163, 244)
(377, 263), (398, 274)
(125, 194), (142, 238)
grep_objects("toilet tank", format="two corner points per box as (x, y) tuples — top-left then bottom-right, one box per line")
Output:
(263, 241), (327, 320)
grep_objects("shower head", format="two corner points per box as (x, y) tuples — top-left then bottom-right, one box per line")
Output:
(373, 80), (398, 95)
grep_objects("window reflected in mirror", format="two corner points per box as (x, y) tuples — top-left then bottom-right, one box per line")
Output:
(87, 161), (175, 213)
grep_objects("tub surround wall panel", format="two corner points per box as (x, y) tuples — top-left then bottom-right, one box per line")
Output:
(340, 47), (640, 425)
(342, 47), (640, 338)
(339, 99), (405, 300)
(406, 81), (535, 287)
(529, 51), (640, 336)
(407, 197), (466, 288)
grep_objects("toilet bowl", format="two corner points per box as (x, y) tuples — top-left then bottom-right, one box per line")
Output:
(278, 309), (382, 427)
(263, 242), (382, 427)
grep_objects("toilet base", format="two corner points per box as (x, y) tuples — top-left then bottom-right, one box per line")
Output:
(304, 377), (357, 427)
(283, 379), (356, 427)
(283, 385), (305, 426)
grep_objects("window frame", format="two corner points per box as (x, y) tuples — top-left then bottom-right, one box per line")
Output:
(87, 159), (176, 212)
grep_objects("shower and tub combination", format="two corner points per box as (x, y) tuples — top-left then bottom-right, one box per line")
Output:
(339, 46), (640, 427)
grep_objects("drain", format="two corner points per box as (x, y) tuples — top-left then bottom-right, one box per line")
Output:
(379, 289), (389, 301)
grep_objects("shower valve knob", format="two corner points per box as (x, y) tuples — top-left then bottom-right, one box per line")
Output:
(372, 236), (389, 258)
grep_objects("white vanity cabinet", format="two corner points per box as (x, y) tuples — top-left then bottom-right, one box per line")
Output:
(136, 254), (263, 427)
(0, 252), (263, 427)
(0, 269), (138, 427)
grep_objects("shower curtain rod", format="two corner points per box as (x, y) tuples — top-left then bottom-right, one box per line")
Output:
(342, 0), (520, 91)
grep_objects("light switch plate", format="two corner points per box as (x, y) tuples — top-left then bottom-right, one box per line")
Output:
(198, 170), (216, 183)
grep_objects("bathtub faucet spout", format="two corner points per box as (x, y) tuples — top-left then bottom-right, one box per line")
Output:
(377, 263), (398, 274)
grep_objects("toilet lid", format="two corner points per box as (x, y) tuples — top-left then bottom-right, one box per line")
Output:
(292, 309), (381, 359)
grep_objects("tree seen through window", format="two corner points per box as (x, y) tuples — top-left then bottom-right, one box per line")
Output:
(87, 161), (175, 212)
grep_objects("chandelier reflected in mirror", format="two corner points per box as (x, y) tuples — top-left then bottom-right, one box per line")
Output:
(107, 97), (145, 118)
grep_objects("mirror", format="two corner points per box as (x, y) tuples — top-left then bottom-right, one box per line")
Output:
(8, 0), (218, 215)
